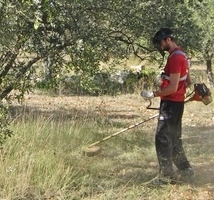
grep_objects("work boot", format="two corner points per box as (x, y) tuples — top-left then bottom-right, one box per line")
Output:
(177, 167), (194, 181)
(151, 168), (181, 186)
(151, 174), (180, 186)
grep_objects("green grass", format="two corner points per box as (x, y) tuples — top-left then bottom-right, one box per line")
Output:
(0, 94), (214, 199)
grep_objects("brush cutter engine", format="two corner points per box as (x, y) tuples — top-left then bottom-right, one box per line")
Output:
(188, 83), (212, 105)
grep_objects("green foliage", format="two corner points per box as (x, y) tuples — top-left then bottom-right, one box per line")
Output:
(60, 70), (143, 96)
(187, 0), (214, 83)
(35, 77), (58, 93)
(141, 68), (159, 90)
(0, 0), (207, 100)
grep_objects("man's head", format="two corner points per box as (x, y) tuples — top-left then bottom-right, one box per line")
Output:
(152, 28), (175, 55)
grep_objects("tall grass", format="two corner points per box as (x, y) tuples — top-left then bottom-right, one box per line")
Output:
(0, 105), (155, 199)
(0, 94), (213, 199)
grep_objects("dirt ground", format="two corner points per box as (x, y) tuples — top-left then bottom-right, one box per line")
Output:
(22, 92), (214, 199)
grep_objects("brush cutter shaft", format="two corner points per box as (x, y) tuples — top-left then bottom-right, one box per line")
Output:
(87, 113), (159, 148)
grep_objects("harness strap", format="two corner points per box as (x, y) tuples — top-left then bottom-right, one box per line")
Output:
(162, 74), (187, 81)
(170, 49), (187, 58)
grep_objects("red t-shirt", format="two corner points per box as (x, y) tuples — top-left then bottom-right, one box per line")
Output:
(161, 48), (188, 102)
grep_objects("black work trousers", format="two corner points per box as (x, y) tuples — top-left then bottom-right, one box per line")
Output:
(155, 100), (191, 177)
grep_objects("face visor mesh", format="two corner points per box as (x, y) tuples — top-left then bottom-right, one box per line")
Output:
(152, 29), (173, 57)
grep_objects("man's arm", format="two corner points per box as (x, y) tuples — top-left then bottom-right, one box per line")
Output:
(154, 73), (180, 97)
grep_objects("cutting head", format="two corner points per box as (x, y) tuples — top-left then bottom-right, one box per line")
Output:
(83, 146), (101, 157)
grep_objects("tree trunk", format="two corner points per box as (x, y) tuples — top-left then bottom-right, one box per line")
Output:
(206, 59), (213, 85)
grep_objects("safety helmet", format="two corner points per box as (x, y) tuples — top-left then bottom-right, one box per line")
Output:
(152, 28), (174, 45)
(152, 28), (174, 57)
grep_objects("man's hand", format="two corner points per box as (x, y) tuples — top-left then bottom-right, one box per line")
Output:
(141, 91), (155, 100)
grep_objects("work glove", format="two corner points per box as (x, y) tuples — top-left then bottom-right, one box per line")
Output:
(141, 91), (155, 101)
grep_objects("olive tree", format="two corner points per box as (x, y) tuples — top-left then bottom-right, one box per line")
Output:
(191, 0), (214, 83)
(0, 0), (205, 99)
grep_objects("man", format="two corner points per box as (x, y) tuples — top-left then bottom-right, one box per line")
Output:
(141, 28), (194, 183)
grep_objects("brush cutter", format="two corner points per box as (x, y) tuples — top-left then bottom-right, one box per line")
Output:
(83, 83), (212, 157)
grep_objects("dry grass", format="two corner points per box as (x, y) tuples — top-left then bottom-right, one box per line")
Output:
(0, 90), (214, 199)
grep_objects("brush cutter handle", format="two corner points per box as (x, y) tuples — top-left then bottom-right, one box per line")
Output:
(87, 113), (159, 148)
(146, 99), (160, 110)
